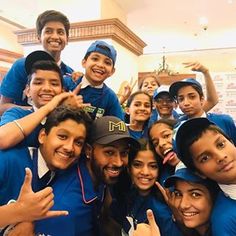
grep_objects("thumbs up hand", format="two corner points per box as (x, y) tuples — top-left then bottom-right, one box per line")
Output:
(16, 168), (68, 222)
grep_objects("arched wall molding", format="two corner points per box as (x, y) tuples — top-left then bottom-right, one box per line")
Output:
(14, 18), (146, 56)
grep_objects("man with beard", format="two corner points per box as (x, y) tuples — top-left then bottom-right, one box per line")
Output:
(35, 116), (139, 236)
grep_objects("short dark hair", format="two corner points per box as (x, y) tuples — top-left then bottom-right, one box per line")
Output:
(27, 60), (64, 87)
(44, 105), (92, 143)
(179, 124), (231, 173)
(36, 10), (70, 37)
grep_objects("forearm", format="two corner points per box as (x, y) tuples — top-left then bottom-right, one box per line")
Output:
(202, 70), (218, 112)
(0, 202), (26, 227)
(0, 104), (51, 149)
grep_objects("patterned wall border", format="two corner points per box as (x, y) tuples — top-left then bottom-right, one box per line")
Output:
(14, 18), (146, 56)
(0, 48), (23, 64)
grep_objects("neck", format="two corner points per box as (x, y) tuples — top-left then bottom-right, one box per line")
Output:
(85, 160), (100, 190)
(129, 120), (145, 131)
(46, 50), (61, 63)
(188, 110), (204, 119)
(160, 113), (172, 119)
(195, 222), (210, 236)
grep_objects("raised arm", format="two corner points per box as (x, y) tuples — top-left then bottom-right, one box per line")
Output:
(183, 62), (218, 112)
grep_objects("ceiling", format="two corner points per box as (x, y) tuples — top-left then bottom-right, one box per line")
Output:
(0, 0), (236, 55)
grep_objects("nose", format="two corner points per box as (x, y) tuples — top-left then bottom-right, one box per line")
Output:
(42, 81), (53, 91)
(112, 154), (124, 167)
(63, 139), (75, 153)
(179, 195), (191, 210)
(51, 30), (60, 39)
(216, 151), (227, 164)
(159, 138), (167, 148)
(140, 165), (149, 175)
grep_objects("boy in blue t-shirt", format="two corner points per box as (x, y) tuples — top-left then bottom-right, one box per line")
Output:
(0, 10), (73, 114)
(0, 105), (92, 235)
(175, 117), (236, 236)
(169, 78), (236, 145)
(64, 40), (124, 120)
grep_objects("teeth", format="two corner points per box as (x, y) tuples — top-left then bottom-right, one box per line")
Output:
(49, 42), (60, 46)
(163, 149), (172, 155)
(40, 95), (53, 98)
(139, 178), (150, 183)
(93, 69), (104, 74)
(57, 152), (71, 159)
(182, 212), (198, 217)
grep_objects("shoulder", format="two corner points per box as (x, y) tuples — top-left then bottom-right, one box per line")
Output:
(60, 61), (74, 75)
(212, 192), (236, 224)
(0, 108), (32, 126)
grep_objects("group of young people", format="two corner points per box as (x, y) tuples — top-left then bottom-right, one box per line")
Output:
(0, 8), (236, 236)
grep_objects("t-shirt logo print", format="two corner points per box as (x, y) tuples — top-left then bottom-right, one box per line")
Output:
(109, 121), (126, 132)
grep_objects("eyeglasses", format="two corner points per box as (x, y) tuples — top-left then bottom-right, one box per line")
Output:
(155, 98), (173, 104)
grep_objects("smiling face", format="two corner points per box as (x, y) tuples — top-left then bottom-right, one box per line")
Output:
(154, 93), (175, 118)
(87, 139), (130, 185)
(130, 149), (158, 196)
(177, 85), (204, 118)
(140, 76), (159, 96)
(82, 52), (115, 86)
(174, 180), (212, 235)
(126, 93), (152, 124)
(189, 129), (236, 184)
(25, 69), (63, 108)
(38, 21), (68, 60)
(149, 122), (179, 166)
(39, 119), (87, 171)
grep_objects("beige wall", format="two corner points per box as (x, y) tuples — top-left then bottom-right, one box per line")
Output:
(0, 21), (23, 55)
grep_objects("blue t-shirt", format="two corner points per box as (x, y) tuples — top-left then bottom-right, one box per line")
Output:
(35, 158), (106, 236)
(64, 76), (124, 120)
(0, 107), (42, 147)
(0, 146), (33, 206)
(211, 191), (236, 235)
(111, 190), (183, 236)
(0, 57), (73, 105)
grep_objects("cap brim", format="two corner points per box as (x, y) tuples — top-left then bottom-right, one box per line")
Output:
(164, 168), (205, 188)
(25, 50), (55, 75)
(95, 134), (140, 148)
(153, 91), (170, 100)
(169, 81), (193, 98)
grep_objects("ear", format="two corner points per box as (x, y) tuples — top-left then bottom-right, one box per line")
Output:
(38, 128), (47, 145)
(37, 34), (41, 43)
(82, 59), (86, 69)
(124, 107), (130, 115)
(84, 143), (92, 159)
(108, 67), (115, 77)
(24, 85), (30, 98)
(200, 96), (205, 106)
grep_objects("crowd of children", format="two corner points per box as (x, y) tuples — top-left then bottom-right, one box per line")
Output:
(0, 9), (235, 236)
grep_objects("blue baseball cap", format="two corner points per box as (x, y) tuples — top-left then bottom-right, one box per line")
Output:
(169, 78), (202, 99)
(85, 40), (117, 65)
(164, 166), (206, 188)
(153, 85), (173, 100)
(25, 50), (55, 75)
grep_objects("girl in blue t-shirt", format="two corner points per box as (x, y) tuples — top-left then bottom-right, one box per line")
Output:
(111, 138), (183, 236)
(125, 91), (152, 140)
